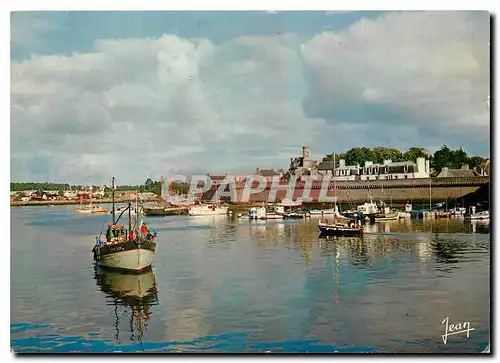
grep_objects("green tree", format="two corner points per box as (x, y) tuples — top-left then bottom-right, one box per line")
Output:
(144, 178), (154, 191)
(345, 147), (374, 166)
(403, 147), (429, 161)
(322, 153), (347, 167)
(432, 145), (452, 173)
(371, 147), (403, 164)
(468, 156), (487, 170)
(449, 148), (468, 169)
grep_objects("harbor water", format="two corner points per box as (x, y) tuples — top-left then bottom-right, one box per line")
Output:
(11, 205), (490, 353)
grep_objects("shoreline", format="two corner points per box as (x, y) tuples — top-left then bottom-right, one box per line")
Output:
(10, 198), (133, 207)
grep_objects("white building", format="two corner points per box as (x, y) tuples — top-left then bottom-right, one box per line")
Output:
(359, 158), (430, 181)
(315, 157), (430, 181)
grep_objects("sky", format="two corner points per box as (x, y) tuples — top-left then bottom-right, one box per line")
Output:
(10, 11), (490, 185)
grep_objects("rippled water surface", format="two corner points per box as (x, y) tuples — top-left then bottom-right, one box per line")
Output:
(11, 205), (490, 353)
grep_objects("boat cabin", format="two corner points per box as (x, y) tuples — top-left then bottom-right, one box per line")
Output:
(105, 224), (128, 243)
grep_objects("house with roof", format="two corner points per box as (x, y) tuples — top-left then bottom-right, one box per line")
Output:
(359, 158), (430, 181)
(475, 160), (490, 176)
(316, 159), (360, 181)
(437, 164), (478, 178)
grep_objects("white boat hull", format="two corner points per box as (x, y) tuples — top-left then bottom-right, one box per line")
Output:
(97, 248), (154, 271)
(266, 213), (283, 219)
(188, 206), (229, 216)
(465, 214), (490, 221)
(309, 209), (336, 215)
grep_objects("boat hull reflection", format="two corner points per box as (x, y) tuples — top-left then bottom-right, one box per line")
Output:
(94, 267), (159, 345)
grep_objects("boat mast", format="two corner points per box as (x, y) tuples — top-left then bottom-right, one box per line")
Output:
(135, 191), (139, 229)
(128, 195), (132, 237)
(333, 153), (337, 212)
(429, 173), (432, 212)
(112, 177), (116, 224)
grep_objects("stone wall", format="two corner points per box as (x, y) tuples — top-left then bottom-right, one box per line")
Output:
(203, 177), (489, 204)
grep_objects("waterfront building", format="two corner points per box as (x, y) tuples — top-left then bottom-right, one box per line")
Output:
(287, 146), (431, 181)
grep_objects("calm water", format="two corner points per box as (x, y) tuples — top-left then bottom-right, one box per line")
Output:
(11, 205), (490, 353)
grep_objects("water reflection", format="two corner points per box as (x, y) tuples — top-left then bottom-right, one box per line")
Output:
(186, 215), (230, 227)
(94, 267), (159, 347)
(11, 206), (490, 353)
(431, 237), (469, 266)
(467, 220), (490, 234)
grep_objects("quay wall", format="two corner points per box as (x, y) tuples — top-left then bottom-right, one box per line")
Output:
(204, 177), (489, 204)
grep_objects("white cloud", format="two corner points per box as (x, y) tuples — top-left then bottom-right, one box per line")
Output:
(11, 33), (325, 184)
(10, 11), (490, 185)
(301, 11), (490, 139)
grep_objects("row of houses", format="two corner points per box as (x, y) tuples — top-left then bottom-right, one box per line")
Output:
(205, 146), (488, 185)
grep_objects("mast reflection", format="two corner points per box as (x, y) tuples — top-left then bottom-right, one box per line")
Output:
(94, 267), (159, 347)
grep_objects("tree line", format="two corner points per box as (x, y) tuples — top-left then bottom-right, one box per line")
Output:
(10, 179), (189, 195)
(322, 146), (488, 174)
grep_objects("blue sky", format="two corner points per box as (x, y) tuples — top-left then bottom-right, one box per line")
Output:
(10, 11), (490, 184)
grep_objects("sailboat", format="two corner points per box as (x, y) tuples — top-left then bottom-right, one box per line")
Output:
(92, 178), (157, 272)
(94, 266), (158, 347)
(318, 153), (364, 237)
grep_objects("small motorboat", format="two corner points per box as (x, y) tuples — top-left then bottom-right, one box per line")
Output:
(464, 206), (490, 221)
(318, 220), (363, 237)
(341, 210), (365, 221)
(265, 212), (283, 220)
(75, 205), (109, 214)
(282, 212), (304, 220)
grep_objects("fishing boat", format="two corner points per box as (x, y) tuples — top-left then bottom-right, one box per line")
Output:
(373, 203), (399, 222)
(188, 203), (228, 216)
(266, 205), (284, 219)
(92, 179), (157, 272)
(464, 206), (490, 221)
(357, 198), (379, 219)
(318, 220), (363, 237)
(248, 206), (267, 220)
(340, 209), (365, 221)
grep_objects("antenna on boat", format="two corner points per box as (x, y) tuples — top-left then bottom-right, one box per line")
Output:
(128, 194), (132, 239)
(111, 177), (116, 225)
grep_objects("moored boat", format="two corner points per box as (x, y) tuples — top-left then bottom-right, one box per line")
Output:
(75, 205), (109, 214)
(374, 204), (399, 222)
(282, 212), (305, 220)
(248, 206), (267, 220)
(188, 204), (229, 216)
(265, 212), (284, 220)
(309, 208), (336, 216)
(464, 206), (490, 221)
(318, 220), (363, 237)
(357, 199), (379, 220)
